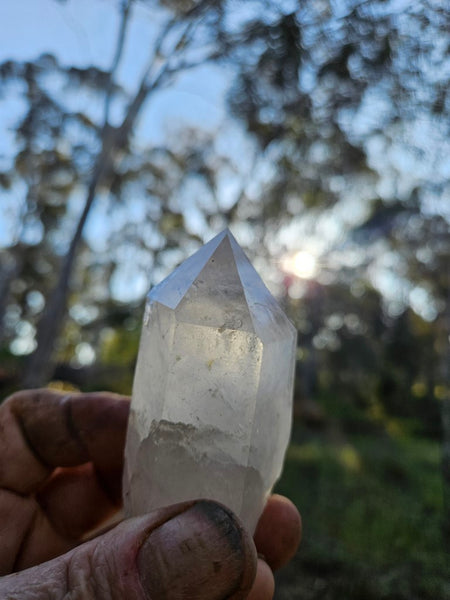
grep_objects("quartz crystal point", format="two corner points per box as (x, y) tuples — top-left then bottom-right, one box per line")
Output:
(123, 229), (297, 533)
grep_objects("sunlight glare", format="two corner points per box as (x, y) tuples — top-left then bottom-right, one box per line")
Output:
(282, 250), (318, 279)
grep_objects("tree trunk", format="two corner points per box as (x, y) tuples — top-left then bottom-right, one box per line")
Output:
(22, 170), (102, 387)
(22, 86), (155, 388)
(21, 4), (209, 388)
(22, 64), (158, 388)
(22, 2), (135, 388)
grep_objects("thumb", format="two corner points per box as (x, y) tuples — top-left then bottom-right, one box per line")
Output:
(0, 500), (257, 600)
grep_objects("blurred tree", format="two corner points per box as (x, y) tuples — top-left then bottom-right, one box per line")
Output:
(228, 1), (448, 223)
(0, 0), (240, 386)
(22, 0), (229, 386)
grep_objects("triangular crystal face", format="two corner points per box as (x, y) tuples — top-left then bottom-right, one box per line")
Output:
(227, 233), (296, 343)
(175, 234), (254, 332)
(149, 230), (228, 309)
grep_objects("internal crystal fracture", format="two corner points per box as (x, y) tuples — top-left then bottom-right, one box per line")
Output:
(123, 229), (297, 532)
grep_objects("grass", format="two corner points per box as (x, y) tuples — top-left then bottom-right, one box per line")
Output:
(274, 421), (449, 599)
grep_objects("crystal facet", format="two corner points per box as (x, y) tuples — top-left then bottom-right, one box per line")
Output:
(123, 229), (297, 532)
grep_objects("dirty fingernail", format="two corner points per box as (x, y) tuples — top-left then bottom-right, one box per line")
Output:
(137, 500), (257, 600)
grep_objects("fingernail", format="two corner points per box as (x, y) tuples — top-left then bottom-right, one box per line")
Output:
(137, 500), (257, 600)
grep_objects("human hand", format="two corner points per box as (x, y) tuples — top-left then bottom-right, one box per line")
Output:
(0, 389), (302, 599)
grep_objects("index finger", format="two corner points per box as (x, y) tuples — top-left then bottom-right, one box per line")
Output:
(0, 389), (130, 495)
(254, 494), (302, 571)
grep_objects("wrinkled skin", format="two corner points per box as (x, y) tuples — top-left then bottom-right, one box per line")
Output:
(0, 389), (302, 599)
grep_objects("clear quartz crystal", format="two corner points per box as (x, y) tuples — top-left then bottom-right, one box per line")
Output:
(123, 229), (297, 533)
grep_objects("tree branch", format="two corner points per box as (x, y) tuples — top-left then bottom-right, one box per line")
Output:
(104, 0), (133, 127)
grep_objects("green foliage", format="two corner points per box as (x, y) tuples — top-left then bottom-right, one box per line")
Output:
(275, 421), (449, 599)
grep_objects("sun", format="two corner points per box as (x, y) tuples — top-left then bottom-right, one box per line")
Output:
(282, 250), (318, 279)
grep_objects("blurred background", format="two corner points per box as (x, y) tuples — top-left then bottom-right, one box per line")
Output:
(0, 0), (449, 597)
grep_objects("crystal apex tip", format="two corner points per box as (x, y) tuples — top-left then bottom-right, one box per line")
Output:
(208, 227), (237, 245)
